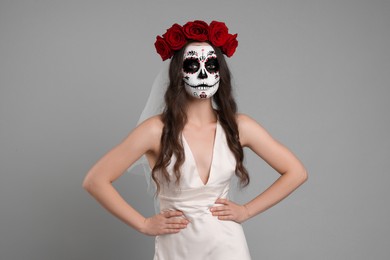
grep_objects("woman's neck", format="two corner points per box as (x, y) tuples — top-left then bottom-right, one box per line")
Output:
(185, 98), (217, 126)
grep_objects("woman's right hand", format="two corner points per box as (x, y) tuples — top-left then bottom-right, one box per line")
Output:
(140, 210), (189, 236)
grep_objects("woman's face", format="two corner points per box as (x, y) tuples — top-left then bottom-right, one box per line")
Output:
(182, 42), (220, 99)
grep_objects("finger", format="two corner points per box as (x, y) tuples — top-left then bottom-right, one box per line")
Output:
(166, 218), (189, 224)
(166, 223), (187, 229)
(163, 210), (183, 218)
(210, 205), (228, 212)
(215, 198), (229, 204)
(218, 215), (233, 221)
(212, 210), (231, 216)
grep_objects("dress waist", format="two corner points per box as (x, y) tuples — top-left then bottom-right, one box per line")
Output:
(158, 184), (230, 218)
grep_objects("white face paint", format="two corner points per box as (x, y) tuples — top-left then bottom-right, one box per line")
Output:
(182, 44), (220, 99)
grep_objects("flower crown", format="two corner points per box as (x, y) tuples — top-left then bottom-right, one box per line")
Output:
(154, 20), (238, 61)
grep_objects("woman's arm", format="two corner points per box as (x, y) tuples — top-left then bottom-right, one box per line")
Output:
(210, 113), (308, 222)
(82, 116), (189, 235)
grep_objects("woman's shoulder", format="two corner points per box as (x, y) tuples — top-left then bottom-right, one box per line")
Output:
(235, 113), (269, 147)
(131, 114), (164, 154)
(136, 114), (164, 136)
(235, 112), (257, 126)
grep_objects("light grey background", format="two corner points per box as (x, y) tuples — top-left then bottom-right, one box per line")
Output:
(1, 0), (389, 259)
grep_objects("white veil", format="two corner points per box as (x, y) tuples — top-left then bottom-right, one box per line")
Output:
(126, 62), (170, 213)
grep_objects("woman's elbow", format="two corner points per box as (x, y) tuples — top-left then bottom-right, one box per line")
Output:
(82, 176), (94, 191)
(287, 164), (308, 185)
(297, 167), (308, 184)
(82, 173), (103, 191)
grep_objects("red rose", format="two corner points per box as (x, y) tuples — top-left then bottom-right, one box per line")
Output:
(221, 33), (238, 57)
(209, 21), (229, 47)
(182, 20), (209, 41)
(154, 36), (173, 61)
(163, 23), (186, 50)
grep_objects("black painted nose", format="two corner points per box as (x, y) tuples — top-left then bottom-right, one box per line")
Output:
(198, 69), (208, 79)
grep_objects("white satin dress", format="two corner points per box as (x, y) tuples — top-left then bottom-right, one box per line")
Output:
(153, 120), (251, 260)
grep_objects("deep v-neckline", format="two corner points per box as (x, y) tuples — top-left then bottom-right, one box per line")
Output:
(182, 120), (219, 186)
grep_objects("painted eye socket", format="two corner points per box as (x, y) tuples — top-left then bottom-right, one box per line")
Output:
(183, 58), (200, 73)
(205, 58), (219, 73)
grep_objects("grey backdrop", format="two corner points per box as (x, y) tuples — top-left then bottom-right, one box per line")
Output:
(1, 0), (389, 259)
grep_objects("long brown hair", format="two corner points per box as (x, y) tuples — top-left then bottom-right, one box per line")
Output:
(152, 41), (249, 194)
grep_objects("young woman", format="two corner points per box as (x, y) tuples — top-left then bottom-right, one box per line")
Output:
(83, 20), (308, 259)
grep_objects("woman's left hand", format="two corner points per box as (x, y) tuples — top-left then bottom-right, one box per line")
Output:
(210, 198), (250, 223)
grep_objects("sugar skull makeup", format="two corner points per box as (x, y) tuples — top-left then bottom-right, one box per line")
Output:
(182, 44), (220, 99)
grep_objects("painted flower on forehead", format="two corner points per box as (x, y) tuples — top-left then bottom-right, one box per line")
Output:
(154, 20), (239, 61)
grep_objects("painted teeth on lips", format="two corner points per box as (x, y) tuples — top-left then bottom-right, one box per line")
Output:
(194, 83), (210, 90)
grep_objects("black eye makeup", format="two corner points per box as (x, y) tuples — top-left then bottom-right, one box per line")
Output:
(183, 58), (200, 73)
(205, 57), (219, 73)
